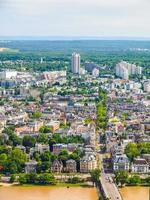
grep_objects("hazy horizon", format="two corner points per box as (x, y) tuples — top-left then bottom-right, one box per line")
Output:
(0, 36), (150, 41)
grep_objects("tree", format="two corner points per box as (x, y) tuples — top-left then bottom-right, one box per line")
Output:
(37, 173), (56, 185)
(8, 148), (27, 173)
(0, 153), (7, 166)
(129, 175), (141, 185)
(125, 143), (139, 162)
(8, 133), (22, 146)
(32, 111), (42, 119)
(115, 170), (128, 186)
(37, 133), (49, 144)
(6, 161), (18, 174)
(23, 136), (36, 148)
(19, 174), (27, 184)
(27, 173), (38, 184)
(145, 176), (150, 185)
(40, 152), (51, 162)
(90, 169), (101, 186)
(58, 150), (69, 166)
(10, 174), (16, 183)
(39, 126), (52, 134)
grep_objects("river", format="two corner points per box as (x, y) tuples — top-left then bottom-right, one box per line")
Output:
(0, 186), (98, 200)
(120, 186), (149, 200)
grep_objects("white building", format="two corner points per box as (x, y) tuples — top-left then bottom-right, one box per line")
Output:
(144, 81), (150, 93)
(92, 68), (99, 77)
(113, 153), (130, 171)
(71, 53), (80, 74)
(132, 158), (149, 173)
(0, 70), (17, 80)
(116, 61), (142, 80)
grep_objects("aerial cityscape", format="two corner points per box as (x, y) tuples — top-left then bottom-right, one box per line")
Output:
(0, 0), (150, 200)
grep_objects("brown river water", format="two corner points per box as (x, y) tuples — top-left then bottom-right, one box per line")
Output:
(0, 186), (149, 200)
(120, 186), (149, 200)
(0, 186), (98, 200)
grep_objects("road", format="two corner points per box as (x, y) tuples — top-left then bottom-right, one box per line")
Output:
(100, 173), (122, 200)
(98, 147), (122, 200)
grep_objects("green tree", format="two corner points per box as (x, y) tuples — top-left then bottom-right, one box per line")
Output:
(37, 133), (49, 144)
(23, 136), (36, 148)
(37, 173), (56, 185)
(125, 143), (139, 161)
(90, 169), (101, 186)
(39, 126), (52, 134)
(115, 170), (128, 186)
(10, 174), (16, 183)
(32, 111), (42, 119)
(19, 174), (27, 184)
(129, 175), (141, 185)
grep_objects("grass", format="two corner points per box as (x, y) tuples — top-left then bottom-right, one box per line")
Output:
(11, 182), (92, 188)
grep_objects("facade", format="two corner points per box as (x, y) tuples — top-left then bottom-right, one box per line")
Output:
(92, 68), (99, 77)
(132, 158), (149, 173)
(116, 61), (142, 80)
(46, 121), (60, 132)
(51, 160), (63, 173)
(144, 81), (150, 93)
(113, 153), (130, 171)
(25, 160), (38, 173)
(0, 70), (17, 80)
(71, 53), (80, 74)
(35, 143), (50, 153)
(66, 159), (77, 173)
(80, 154), (97, 173)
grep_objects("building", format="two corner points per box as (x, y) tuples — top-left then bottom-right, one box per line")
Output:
(51, 160), (63, 173)
(66, 159), (77, 173)
(92, 68), (99, 77)
(46, 121), (60, 132)
(71, 53), (80, 74)
(53, 143), (78, 155)
(132, 158), (149, 173)
(84, 62), (98, 72)
(80, 154), (97, 173)
(25, 160), (38, 173)
(116, 61), (142, 80)
(113, 153), (130, 171)
(0, 70), (17, 80)
(144, 81), (150, 93)
(42, 71), (66, 83)
(34, 143), (49, 154)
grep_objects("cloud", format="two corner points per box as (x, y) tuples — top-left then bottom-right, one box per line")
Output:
(0, 0), (150, 37)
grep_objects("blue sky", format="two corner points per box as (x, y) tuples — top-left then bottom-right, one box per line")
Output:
(0, 0), (150, 38)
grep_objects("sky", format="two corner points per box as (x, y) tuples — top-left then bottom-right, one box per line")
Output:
(0, 0), (150, 38)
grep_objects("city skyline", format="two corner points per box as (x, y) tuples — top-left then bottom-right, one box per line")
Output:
(0, 0), (150, 38)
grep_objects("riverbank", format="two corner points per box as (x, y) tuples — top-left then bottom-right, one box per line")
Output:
(0, 182), (93, 188)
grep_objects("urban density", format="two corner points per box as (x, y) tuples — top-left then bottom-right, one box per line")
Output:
(0, 43), (150, 200)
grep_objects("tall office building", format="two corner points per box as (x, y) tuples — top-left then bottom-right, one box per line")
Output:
(71, 53), (80, 74)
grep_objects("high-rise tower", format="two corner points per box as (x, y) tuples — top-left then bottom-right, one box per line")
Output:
(71, 53), (80, 74)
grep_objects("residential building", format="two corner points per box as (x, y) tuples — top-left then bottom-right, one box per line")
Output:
(113, 153), (130, 171)
(132, 158), (149, 173)
(25, 160), (38, 173)
(66, 159), (77, 173)
(51, 160), (63, 173)
(116, 61), (142, 80)
(80, 154), (97, 173)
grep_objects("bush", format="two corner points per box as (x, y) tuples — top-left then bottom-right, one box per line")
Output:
(129, 175), (141, 185)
